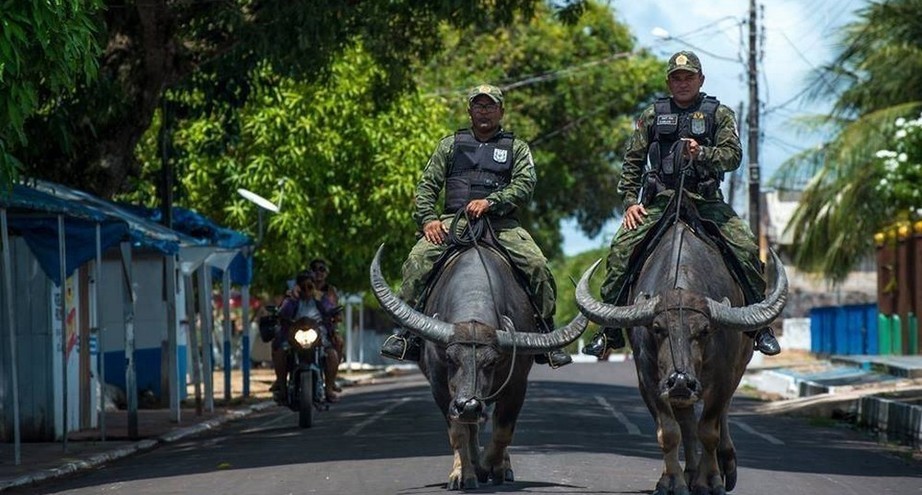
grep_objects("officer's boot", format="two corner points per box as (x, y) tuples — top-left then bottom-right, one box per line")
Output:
(380, 329), (422, 362)
(582, 327), (626, 358)
(533, 317), (572, 368)
(750, 327), (781, 356)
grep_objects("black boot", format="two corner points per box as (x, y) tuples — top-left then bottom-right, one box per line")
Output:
(380, 330), (422, 362)
(582, 327), (625, 358)
(752, 327), (781, 356)
(534, 317), (572, 368)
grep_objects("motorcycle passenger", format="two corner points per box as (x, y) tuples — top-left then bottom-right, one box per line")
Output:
(310, 258), (344, 394)
(272, 271), (341, 404)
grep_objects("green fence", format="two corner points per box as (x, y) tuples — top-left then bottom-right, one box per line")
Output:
(878, 312), (919, 355)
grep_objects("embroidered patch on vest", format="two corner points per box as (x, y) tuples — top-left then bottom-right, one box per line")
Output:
(493, 148), (508, 163)
(656, 114), (678, 126)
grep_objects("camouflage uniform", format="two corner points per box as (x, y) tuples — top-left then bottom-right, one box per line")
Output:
(600, 95), (765, 304)
(400, 129), (557, 321)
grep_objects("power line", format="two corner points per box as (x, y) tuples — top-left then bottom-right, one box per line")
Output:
(423, 50), (637, 98)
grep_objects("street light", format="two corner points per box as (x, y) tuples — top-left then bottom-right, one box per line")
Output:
(237, 186), (281, 244)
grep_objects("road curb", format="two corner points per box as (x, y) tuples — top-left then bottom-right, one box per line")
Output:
(0, 400), (276, 493)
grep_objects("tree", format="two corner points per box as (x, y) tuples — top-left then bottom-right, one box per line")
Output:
(14, 0), (578, 198)
(0, 1), (102, 189)
(127, 1), (665, 292)
(772, 0), (922, 281)
(130, 46), (447, 290)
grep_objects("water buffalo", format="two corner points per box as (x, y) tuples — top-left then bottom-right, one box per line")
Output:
(371, 244), (588, 490)
(575, 221), (787, 495)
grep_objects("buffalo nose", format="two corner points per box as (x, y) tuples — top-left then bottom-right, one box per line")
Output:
(450, 397), (484, 423)
(666, 371), (699, 393)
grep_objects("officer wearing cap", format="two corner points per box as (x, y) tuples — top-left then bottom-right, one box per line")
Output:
(380, 83), (570, 368)
(582, 50), (781, 358)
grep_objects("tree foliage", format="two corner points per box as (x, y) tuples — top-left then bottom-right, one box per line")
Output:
(771, 0), (922, 281)
(0, 0), (102, 189)
(129, 47), (446, 291)
(13, 0), (564, 198)
(128, 2), (664, 293)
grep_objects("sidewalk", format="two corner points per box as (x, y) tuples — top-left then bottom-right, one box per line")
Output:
(742, 351), (922, 451)
(0, 366), (396, 493)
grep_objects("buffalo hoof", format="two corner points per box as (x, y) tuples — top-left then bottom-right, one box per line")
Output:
(654, 476), (690, 495)
(504, 468), (514, 482)
(691, 487), (724, 495)
(489, 468), (509, 485)
(723, 470), (736, 492)
(690, 473), (726, 495)
(447, 472), (478, 491)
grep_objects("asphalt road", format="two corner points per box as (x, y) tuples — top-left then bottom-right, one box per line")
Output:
(13, 361), (922, 495)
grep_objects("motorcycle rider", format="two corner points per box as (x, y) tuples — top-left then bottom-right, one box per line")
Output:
(271, 271), (341, 403)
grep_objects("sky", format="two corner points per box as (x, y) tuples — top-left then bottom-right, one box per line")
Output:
(561, 0), (864, 255)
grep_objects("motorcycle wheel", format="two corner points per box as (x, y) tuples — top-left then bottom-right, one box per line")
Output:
(298, 368), (314, 428)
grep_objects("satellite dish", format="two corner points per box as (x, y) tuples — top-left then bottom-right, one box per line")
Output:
(237, 188), (280, 213)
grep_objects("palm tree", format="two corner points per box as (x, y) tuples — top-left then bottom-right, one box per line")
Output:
(772, 0), (922, 281)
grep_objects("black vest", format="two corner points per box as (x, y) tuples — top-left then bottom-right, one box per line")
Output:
(648, 95), (720, 187)
(444, 130), (515, 213)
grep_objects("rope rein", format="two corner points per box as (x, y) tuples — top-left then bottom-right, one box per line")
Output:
(449, 209), (517, 403)
(664, 140), (696, 374)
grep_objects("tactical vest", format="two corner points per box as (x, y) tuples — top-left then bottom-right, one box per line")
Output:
(444, 130), (515, 213)
(647, 95), (721, 189)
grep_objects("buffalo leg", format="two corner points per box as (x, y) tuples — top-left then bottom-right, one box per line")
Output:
(654, 406), (690, 495)
(480, 387), (525, 484)
(675, 405), (699, 485)
(717, 411), (737, 492)
(692, 407), (725, 495)
(447, 422), (479, 490)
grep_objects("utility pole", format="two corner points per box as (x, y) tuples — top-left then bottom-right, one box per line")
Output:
(747, 0), (761, 240)
(746, 0), (761, 238)
(728, 101), (745, 209)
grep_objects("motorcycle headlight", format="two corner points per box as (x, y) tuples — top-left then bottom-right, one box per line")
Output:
(293, 328), (319, 349)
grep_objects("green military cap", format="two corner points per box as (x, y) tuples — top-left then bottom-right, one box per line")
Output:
(666, 50), (702, 76)
(467, 84), (504, 105)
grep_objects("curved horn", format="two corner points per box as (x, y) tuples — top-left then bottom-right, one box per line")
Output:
(495, 313), (589, 354)
(574, 259), (659, 328)
(370, 244), (454, 345)
(706, 249), (789, 332)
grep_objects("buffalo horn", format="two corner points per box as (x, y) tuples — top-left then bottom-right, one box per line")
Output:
(574, 259), (659, 328)
(370, 244), (454, 345)
(495, 313), (589, 353)
(706, 249), (789, 331)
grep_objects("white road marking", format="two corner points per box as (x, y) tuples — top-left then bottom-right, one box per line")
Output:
(730, 419), (785, 445)
(595, 395), (643, 436)
(344, 397), (412, 436)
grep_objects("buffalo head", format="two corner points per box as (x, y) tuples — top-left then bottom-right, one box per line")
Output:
(370, 245), (587, 354)
(575, 249), (788, 402)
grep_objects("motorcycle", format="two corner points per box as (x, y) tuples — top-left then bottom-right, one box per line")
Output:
(259, 307), (333, 428)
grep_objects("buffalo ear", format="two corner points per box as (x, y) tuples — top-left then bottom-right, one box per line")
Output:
(501, 315), (515, 333)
